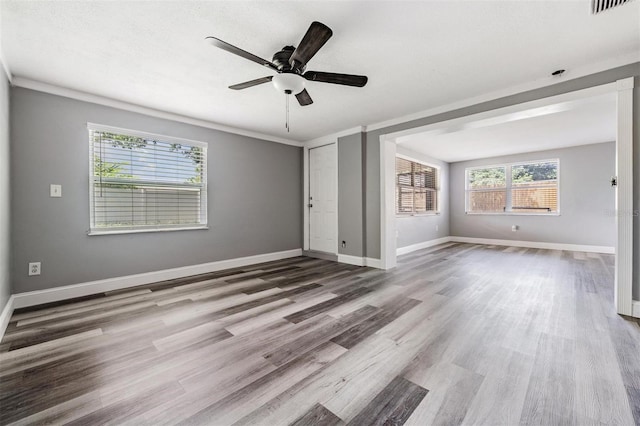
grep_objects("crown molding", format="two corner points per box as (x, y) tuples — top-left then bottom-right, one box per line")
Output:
(362, 53), (639, 134)
(0, 56), (10, 83)
(303, 125), (365, 147)
(0, 5), (11, 83)
(11, 77), (303, 147)
(0, 43), (11, 83)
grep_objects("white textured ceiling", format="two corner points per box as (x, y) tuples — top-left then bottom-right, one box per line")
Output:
(1, 1), (639, 142)
(398, 92), (617, 162)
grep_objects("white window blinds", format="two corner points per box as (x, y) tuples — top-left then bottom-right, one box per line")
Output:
(396, 157), (439, 214)
(89, 125), (207, 234)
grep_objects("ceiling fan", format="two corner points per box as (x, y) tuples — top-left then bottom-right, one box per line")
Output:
(206, 21), (368, 108)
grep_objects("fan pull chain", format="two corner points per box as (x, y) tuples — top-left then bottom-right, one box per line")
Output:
(284, 90), (291, 132)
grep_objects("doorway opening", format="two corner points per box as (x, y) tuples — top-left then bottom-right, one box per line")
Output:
(380, 79), (635, 317)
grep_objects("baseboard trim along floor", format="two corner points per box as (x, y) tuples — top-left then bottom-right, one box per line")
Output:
(447, 236), (612, 254)
(302, 250), (339, 262)
(396, 237), (453, 256)
(0, 295), (14, 342)
(397, 237), (614, 257)
(11, 249), (303, 311)
(337, 255), (382, 268)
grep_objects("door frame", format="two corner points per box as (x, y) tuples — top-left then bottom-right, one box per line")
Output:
(379, 78), (636, 317)
(303, 140), (339, 254)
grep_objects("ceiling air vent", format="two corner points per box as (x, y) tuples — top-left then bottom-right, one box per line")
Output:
(592, 0), (633, 14)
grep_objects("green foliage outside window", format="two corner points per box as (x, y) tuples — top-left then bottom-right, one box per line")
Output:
(92, 131), (204, 184)
(511, 162), (557, 184)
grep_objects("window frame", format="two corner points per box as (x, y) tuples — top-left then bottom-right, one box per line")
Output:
(395, 154), (441, 217)
(87, 123), (208, 235)
(465, 158), (560, 216)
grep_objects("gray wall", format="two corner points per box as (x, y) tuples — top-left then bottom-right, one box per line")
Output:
(363, 62), (639, 298)
(396, 146), (450, 249)
(11, 87), (302, 293)
(0, 67), (10, 311)
(338, 132), (365, 257)
(365, 131), (381, 259)
(450, 143), (615, 246)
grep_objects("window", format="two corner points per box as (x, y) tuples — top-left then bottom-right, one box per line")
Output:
(89, 124), (207, 234)
(466, 166), (507, 213)
(396, 156), (439, 215)
(466, 159), (559, 214)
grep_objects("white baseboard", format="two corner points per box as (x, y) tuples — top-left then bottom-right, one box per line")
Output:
(337, 255), (383, 269)
(0, 295), (15, 342)
(11, 249), (302, 310)
(396, 237), (453, 256)
(449, 237), (615, 254)
(337, 254), (366, 267)
(365, 258), (382, 268)
(633, 301), (640, 319)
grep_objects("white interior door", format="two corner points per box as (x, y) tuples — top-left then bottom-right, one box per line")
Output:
(309, 144), (337, 254)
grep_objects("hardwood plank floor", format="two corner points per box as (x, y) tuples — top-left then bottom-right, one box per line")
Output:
(1, 243), (639, 425)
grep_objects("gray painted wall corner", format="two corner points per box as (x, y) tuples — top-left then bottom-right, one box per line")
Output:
(337, 132), (364, 257)
(365, 129), (382, 259)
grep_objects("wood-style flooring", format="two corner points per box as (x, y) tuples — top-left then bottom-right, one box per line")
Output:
(1, 243), (639, 425)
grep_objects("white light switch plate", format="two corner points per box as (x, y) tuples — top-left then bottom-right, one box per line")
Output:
(50, 184), (62, 197)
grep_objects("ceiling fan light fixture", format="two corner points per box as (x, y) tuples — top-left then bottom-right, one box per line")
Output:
(272, 73), (305, 95)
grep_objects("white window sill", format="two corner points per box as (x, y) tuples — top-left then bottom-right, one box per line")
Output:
(88, 226), (209, 236)
(465, 212), (560, 216)
(397, 212), (441, 218)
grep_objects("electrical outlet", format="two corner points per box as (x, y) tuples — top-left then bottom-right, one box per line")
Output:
(512, 225), (518, 232)
(341, 241), (346, 248)
(436, 225), (439, 232)
(29, 262), (41, 276)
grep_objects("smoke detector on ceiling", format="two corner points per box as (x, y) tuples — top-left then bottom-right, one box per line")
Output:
(591, 0), (633, 14)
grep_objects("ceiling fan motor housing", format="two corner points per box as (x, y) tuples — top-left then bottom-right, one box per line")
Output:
(272, 46), (303, 73)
